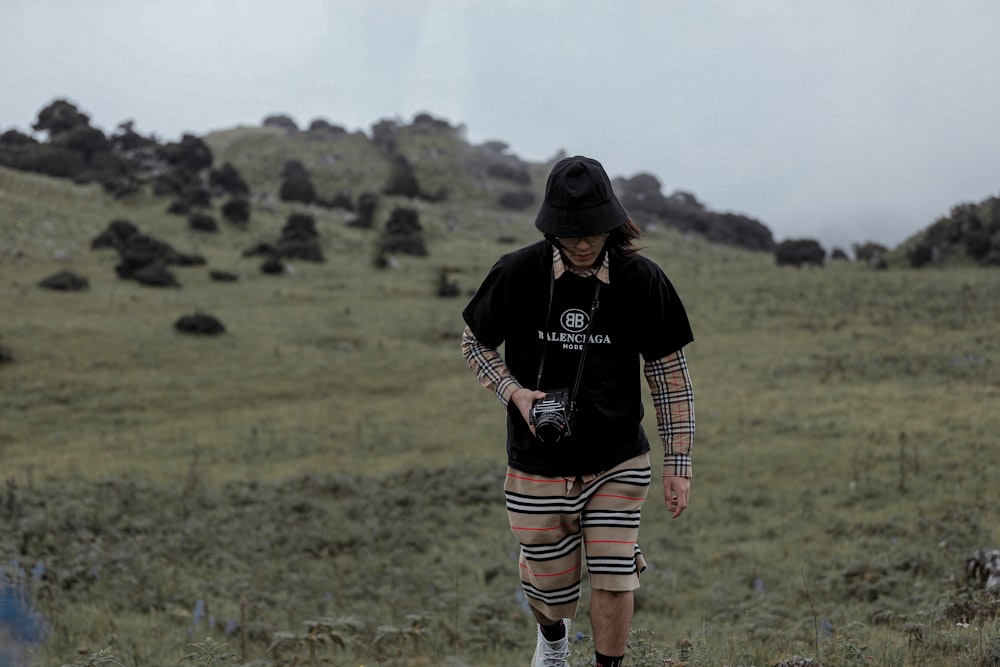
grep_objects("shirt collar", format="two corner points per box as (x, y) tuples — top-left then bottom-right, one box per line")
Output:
(551, 245), (610, 284)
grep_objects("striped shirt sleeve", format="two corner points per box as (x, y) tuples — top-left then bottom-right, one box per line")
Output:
(643, 349), (696, 478)
(461, 326), (522, 408)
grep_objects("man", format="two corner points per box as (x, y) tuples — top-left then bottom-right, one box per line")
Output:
(461, 155), (695, 667)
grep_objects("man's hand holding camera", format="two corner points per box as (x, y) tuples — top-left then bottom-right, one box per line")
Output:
(511, 387), (547, 438)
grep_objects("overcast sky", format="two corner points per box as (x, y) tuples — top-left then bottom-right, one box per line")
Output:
(3, 0), (999, 250)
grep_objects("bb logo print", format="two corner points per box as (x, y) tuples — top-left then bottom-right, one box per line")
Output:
(560, 309), (589, 333)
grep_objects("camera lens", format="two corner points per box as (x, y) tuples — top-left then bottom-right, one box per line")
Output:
(535, 414), (566, 444)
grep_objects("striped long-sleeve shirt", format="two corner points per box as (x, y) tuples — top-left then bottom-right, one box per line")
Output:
(461, 247), (696, 478)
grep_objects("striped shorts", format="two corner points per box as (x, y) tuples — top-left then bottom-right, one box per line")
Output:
(503, 453), (651, 620)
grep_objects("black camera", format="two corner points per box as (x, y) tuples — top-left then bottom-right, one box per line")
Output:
(531, 389), (575, 444)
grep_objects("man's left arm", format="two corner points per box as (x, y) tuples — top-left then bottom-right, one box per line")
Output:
(643, 349), (695, 518)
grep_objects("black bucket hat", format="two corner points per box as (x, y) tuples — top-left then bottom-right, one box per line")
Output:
(534, 155), (629, 237)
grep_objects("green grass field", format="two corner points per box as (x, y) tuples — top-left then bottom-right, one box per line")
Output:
(1, 164), (999, 666)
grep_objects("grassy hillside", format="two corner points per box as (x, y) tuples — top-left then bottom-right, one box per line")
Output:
(202, 121), (554, 218)
(1, 164), (999, 666)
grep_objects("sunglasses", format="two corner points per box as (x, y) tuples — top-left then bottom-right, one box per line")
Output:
(555, 233), (609, 248)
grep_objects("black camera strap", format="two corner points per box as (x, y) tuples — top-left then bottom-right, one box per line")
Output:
(535, 270), (602, 411)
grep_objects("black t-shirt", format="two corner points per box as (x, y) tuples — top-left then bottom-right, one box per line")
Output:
(462, 240), (694, 476)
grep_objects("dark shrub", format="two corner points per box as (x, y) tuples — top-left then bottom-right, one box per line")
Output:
(349, 192), (378, 228)
(84, 150), (130, 187)
(174, 313), (225, 335)
(0, 135), (35, 171)
(32, 99), (90, 136)
(436, 269), (460, 297)
(110, 121), (156, 151)
(324, 191), (354, 210)
(908, 242), (937, 268)
(38, 270), (89, 291)
(209, 162), (249, 195)
(965, 228), (993, 261)
(263, 114), (298, 132)
(171, 253), (207, 267)
(481, 140), (509, 154)
(852, 242), (889, 263)
(167, 198), (191, 215)
(165, 180), (211, 215)
(371, 119), (398, 153)
(499, 190), (536, 210)
(710, 213), (775, 251)
(985, 197), (1000, 232)
(616, 173), (671, 218)
(486, 161), (531, 185)
(28, 145), (88, 180)
(161, 134), (213, 172)
(412, 112), (454, 131)
(209, 270), (239, 282)
(0, 129), (36, 147)
(279, 160), (315, 204)
(775, 239), (825, 267)
(221, 198), (251, 227)
(242, 242), (274, 257)
(152, 170), (185, 197)
(383, 154), (420, 198)
(53, 124), (110, 161)
(188, 213), (218, 233)
(276, 214), (323, 262)
(379, 207), (427, 256)
(279, 177), (315, 203)
(130, 263), (180, 288)
(260, 257), (284, 274)
(110, 227), (204, 287)
(980, 249), (1000, 266)
(92, 219), (140, 250)
(615, 175), (774, 252)
(307, 119), (346, 135)
(183, 181), (212, 208)
(281, 214), (318, 241)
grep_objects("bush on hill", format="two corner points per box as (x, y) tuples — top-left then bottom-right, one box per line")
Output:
(900, 196), (1000, 268)
(615, 174), (775, 252)
(12, 96), (1000, 266)
(775, 238), (825, 267)
(279, 160), (316, 204)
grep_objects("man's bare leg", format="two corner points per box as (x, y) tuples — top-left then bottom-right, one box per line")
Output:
(590, 589), (633, 655)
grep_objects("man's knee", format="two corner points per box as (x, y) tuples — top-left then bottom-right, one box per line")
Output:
(531, 606), (562, 627)
(591, 587), (633, 597)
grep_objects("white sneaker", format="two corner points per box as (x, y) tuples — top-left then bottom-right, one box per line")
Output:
(531, 619), (571, 667)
